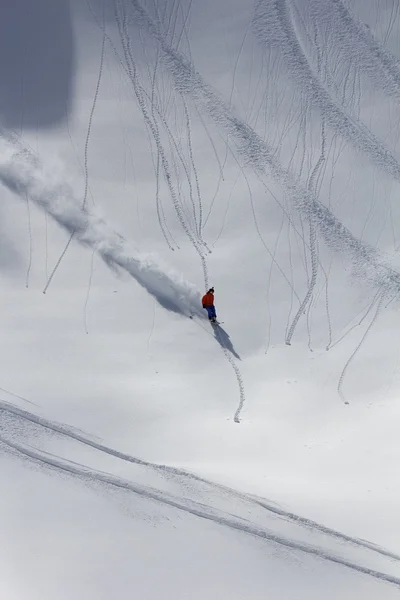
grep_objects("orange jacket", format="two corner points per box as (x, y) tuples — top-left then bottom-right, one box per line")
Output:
(202, 292), (214, 307)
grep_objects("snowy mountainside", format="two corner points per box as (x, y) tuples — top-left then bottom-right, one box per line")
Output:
(2, 0), (400, 598)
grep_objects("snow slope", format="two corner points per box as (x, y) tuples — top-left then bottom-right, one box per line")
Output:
(2, 0), (400, 598)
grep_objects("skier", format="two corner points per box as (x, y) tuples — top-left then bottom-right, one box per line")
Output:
(202, 287), (217, 323)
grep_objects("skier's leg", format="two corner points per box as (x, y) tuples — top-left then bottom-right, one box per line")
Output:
(205, 306), (213, 320)
(210, 306), (217, 322)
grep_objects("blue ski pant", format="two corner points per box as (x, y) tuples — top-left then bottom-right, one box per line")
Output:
(204, 305), (216, 320)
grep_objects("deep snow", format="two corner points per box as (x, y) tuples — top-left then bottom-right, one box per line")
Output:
(2, 0), (400, 598)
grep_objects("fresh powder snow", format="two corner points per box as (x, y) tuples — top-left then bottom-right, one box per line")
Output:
(1, 1), (400, 598)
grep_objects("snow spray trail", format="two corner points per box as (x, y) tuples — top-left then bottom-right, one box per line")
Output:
(117, 0), (400, 339)
(0, 134), (204, 319)
(319, 0), (400, 105)
(2, 400), (400, 585)
(253, 0), (400, 183)
(0, 132), (243, 422)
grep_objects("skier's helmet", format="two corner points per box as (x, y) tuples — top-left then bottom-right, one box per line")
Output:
(209, 287), (214, 293)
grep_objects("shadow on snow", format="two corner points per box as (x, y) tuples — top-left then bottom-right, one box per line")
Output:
(213, 324), (241, 360)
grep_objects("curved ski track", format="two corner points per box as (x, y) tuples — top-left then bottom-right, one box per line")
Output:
(1, 400), (400, 588)
(322, 0), (400, 104)
(118, 0), (400, 304)
(253, 0), (400, 182)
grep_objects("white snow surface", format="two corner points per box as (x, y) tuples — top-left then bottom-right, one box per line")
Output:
(2, 0), (400, 598)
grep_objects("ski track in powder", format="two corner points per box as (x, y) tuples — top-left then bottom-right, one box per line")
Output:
(253, 0), (400, 183)
(0, 135), (245, 424)
(118, 0), (400, 310)
(321, 0), (400, 104)
(1, 399), (400, 588)
(3, 3), (400, 593)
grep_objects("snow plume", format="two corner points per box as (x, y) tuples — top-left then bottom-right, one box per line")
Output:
(0, 135), (204, 318)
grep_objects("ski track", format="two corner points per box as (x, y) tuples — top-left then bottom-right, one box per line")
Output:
(1, 399), (400, 587)
(143, 84), (206, 253)
(118, 0), (400, 308)
(44, 18), (106, 294)
(337, 292), (385, 404)
(215, 328), (245, 423)
(0, 131), (243, 423)
(4, 3), (400, 586)
(253, 0), (400, 183)
(190, 318), (244, 419)
(0, 399), (398, 561)
(286, 117), (326, 344)
(113, 0), (209, 288)
(322, 0), (400, 104)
